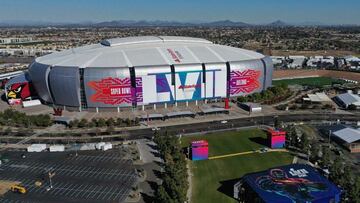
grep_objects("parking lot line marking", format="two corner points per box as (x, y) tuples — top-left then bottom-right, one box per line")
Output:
(86, 185), (101, 199)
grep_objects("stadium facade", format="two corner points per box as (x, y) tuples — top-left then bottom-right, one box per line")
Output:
(14, 36), (272, 111)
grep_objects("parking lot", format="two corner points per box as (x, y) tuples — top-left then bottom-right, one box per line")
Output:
(0, 150), (137, 203)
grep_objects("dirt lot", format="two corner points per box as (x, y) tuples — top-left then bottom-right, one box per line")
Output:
(271, 50), (358, 57)
(273, 70), (360, 82)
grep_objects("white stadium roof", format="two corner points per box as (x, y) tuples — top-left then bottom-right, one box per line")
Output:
(35, 36), (265, 68)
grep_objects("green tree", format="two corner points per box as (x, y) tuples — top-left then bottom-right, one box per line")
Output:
(321, 147), (331, 168)
(69, 119), (79, 128)
(154, 185), (174, 203)
(330, 157), (343, 183)
(125, 118), (131, 126)
(78, 118), (88, 128)
(309, 141), (320, 161)
(106, 118), (115, 127)
(349, 176), (360, 203)
(116, 117), (124, 126)
(348, 104), (357, 110)
(300, 133), (310, 152)
(97, 118), (106, 127)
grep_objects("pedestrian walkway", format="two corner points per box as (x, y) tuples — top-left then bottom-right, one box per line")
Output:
(208, 149), (288, 160)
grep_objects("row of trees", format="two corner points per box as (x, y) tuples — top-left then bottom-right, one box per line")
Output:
(0, 109), (52, 127)
(277, 103), (335, 111)
(237, 84), (290, 105)
(153, 132), (188, 203)
(68, 117), (139, 128)
(285, 126), (360, 202)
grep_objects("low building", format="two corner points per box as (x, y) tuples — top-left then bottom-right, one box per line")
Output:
(234, 164), (341, 203)
(321, 125), (360, 153)
(288, 55), (306, 69)
(303, 92), (332, 104)
(334, 92), (360, 109)
(270, 56), (285, 65)
(240, 102), (262, 113)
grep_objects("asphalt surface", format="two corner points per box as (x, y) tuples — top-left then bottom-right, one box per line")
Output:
(0, 150), (136, 203)
(126, 113), (359, 139)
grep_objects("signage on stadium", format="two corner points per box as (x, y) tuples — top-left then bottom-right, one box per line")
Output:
(178, 84), (201, 89)
(110, 87), (131, 95)
(88, 77), (143, 105)
(167, 48), (183, 63)
(229, 69), (261, 95)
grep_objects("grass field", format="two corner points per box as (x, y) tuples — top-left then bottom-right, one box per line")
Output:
(182, 129), (293, 203)
(272, 77), (344, 87)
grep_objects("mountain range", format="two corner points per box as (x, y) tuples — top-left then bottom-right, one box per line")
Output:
(0, 19), (356, 27)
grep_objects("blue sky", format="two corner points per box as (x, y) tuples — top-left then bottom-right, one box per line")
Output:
(0, 0), (359, 24)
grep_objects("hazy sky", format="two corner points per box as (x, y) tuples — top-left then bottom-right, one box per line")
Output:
(0, 0), (359, 24)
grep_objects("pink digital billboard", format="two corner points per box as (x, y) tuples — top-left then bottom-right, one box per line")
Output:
(191, 140), (209, 161)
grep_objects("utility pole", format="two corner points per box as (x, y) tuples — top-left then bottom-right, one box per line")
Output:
(46, 168), (55, 191)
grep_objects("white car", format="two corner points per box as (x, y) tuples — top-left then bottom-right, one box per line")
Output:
(220, 120), (228, 124)
(152, 127), (160, 131)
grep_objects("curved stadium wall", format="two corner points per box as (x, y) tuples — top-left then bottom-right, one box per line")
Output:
(28, 36), (273, 111)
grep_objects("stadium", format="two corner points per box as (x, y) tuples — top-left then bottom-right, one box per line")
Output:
(7, 36), (273, 111)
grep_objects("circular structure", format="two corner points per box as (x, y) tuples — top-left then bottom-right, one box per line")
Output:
(28, 36), (273, 110)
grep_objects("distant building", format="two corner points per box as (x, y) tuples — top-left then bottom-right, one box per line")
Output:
(344, 55), (360, 70)
(306, 56), (334, 68)
(321, 125), (360, 153)
(288, 55), (305, 69)
(233, 164), (341, 203)
(270, 56), (285, 66)
(303, 92), (332, 104)
(0, 37), (33, 44)
(334, 92), (360, 109)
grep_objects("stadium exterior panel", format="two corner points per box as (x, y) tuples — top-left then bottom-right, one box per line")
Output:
(27, 36), (273, 110)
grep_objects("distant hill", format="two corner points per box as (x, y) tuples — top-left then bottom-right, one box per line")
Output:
(0, 19), (357, 27)
(267, 20), (288, 27)
(93, 20), (250, 27)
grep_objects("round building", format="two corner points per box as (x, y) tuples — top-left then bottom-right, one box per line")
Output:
(26, 36), (273, 111)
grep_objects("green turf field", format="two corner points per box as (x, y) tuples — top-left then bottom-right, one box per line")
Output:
(182, 129), (293, 203)
(272, 77), (344, 87)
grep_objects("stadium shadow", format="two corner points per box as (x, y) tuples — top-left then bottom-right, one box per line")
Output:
(249, 137), (268, 146)
(217, 178), (242, 200)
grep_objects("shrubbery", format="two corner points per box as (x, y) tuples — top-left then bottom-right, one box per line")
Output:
(237, 84), (291, 105)
(68, 117), (139, 128)
(0, 109), (52, 127)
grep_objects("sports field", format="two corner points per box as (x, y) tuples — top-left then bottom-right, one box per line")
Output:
(272, 77), (344, 87)
(182, 129), (293, 203)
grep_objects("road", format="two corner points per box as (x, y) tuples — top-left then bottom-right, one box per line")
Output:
(0, 113), (358, 145)
(126, 113), (359, 139)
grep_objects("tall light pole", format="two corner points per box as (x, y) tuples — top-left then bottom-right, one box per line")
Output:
(46, 168), (55, 191)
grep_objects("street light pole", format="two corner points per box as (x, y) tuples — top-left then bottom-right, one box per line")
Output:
(49, 173), (53, 189)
